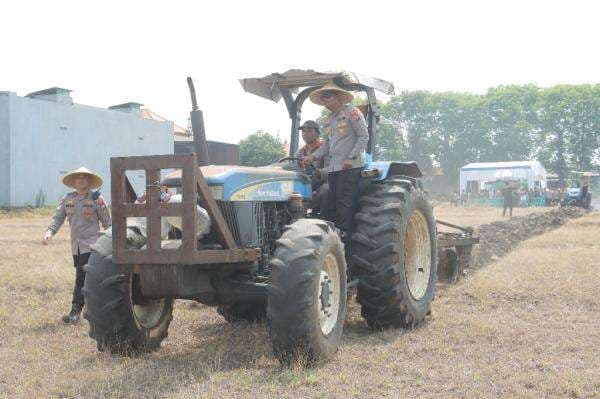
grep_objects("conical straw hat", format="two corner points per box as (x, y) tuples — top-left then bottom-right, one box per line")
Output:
(309, 81), (354, 106)
(62, 166), (103, 189)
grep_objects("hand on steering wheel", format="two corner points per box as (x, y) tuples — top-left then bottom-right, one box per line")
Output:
(277, 156), (315, 176)
(303, 162), (316, 176)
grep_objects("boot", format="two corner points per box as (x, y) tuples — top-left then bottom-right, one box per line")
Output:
(62, 305), (82, 324)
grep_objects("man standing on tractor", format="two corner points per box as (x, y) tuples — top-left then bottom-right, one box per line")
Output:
(501, 181), (515, 217)
(42, 167), (111, 324)
(303, 82), (369, 245)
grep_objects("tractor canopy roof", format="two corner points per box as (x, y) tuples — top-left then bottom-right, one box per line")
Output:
(239, 69), (395, 102)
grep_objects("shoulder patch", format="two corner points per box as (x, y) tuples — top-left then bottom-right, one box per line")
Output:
(349, 108), (362, 121)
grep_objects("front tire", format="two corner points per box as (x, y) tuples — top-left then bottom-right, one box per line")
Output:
(82, 233), (174, 354)
(352, 179), (437, 330)
(268, 219), (347, 365)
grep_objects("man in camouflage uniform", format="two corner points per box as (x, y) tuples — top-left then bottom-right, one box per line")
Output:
(295, 120), (329, 216)
(42, 167), (111, 324)
(304, 82), (369, 245)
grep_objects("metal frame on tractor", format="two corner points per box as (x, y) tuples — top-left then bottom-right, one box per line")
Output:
(110, 153), (259, 267)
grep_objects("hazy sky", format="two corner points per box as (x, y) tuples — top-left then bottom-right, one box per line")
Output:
(1, 0), (598, 144)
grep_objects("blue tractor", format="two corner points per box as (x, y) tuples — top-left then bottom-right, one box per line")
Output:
(83, 70), (438, 365)
(561, 172), (594, 210)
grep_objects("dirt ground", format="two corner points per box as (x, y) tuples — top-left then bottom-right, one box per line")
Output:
(433, 203), (553, 231)
(1, 208), (599, 398)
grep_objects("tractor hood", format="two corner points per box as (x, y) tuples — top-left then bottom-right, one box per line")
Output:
(239, 69), (395, 102)
(162, 165), (312, 201)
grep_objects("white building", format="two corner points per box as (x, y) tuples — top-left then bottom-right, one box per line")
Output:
(459, 161), (547, 193)
(0, 88), (174, 207)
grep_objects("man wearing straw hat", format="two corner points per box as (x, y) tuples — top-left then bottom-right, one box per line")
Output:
(42, 167), (111, 324)
(303, 82), (369, 246)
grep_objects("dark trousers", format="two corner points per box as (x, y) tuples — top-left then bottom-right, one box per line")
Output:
(311, 183), (330, 217)
(327, 168), (361, 243)
(72, 251), (91, 308)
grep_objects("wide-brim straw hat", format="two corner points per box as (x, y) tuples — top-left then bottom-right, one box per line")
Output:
(62, 166), (103, 189)
(309, 82), (354, 106)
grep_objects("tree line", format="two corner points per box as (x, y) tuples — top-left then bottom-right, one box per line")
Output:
(240, 84), (600, 189)
(376, 84), (600, 187)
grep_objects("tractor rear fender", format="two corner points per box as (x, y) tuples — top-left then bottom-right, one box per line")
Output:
(365, 161), (423, 181)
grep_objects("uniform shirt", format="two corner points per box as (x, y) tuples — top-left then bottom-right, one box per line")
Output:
(312, 105), (369, 172)
(295, 140), (330, 185)
(295, 140), (324, 170)
(48, 191), (112, 255)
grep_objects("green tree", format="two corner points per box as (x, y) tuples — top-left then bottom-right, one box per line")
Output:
(427, 92), (490, 187)
(374, 116), (408, 161)
(484, 85), (539, 161)
(239, 130), (286, 167)
(535, 84), (600, 183)
(383, 91), (436, 174)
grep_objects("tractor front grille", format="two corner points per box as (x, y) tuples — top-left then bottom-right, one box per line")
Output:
(216, 200), (288, 274)
(217, 201), (269, 248)
(217, 201), (242, 246)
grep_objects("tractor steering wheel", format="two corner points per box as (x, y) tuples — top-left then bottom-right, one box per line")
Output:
(277, 156), (316, 177)
(278, 157), (302, 163)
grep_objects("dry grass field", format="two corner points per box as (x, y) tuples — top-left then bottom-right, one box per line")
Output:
(1, 208), (598, 398)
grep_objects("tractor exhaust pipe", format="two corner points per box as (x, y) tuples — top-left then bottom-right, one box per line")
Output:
(187, 77), (210, 167)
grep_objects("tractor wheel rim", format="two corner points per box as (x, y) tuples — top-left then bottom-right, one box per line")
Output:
(319, 253), (341, 336)
(404, 209), (432, 300)
(133, 300), (166, 329)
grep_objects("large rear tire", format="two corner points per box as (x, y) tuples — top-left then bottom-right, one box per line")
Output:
(352, 179), (437, 330)
(82, 232), (174, 354)
(268, 219), (347, 365)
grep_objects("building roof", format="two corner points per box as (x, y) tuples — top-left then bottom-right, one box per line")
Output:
(461, 161), (541, 170)
(109, 102), (143, 110)
(26, 87), (72, 97)
(140, 108), (188, 136)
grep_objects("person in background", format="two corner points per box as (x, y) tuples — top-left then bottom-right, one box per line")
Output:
(42, 167), (111, 324)
(451, 192), (460, 206)
(501, 181), (515, 217)
(460, 190), (468, 207)
(520, 189), (527, 207)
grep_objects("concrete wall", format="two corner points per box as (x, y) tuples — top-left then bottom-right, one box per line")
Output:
(3, 94), (173, 206)
(0, 93), (11, 206)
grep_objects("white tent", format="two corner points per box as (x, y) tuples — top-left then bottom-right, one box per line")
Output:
(459, 161), (547, 192)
